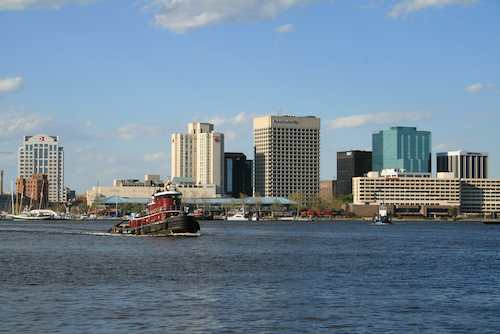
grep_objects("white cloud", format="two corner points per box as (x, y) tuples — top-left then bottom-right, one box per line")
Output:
(0, 105), (58, 136)
(142, 0), (324, 33)
(466, 83), (484, 93)
(433, 136), (476, 152)
(323, 108), (433, 130)
(387, 0), (479, 19)
(224, 130), (237, 140)
(359, 1), (381, 10)
(74, 146), (93, 153)
(91, 124), (163, 141)
(467, 111), (499, 119)
(275, 23), (294, 34)
(0, 0), (99, 11)
(206, 112), (257, 127)
(486, 83), (500, 93)
(0, 77), (24, 95)
(143, 152), (167, 161)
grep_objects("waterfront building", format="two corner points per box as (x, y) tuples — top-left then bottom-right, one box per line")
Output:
(85, 175), (223, 206)
(253, 114), (320, 198)
(17, 135), (65, 202)
(350, 171), (500, 216)
(224, 152), (253, 198)
(372, 126), (431, 173)
(337, 150), (372, 196)
(171, 123), (224, 194)
(437, 150), (488, 179)
(85, 175), (164, 205)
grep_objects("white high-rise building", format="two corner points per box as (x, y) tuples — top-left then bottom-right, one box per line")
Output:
(437, 150), (488, 179)
(253, 114), (321, 198)
(18, 135), (64, 202)
(171, 123), (224, 193)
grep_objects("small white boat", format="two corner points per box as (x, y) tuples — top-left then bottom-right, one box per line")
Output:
(226, 208), (248, 221)
(7, 206), (52, 221)
(8, 213), (51, 221)
(372, 203), (392, 225)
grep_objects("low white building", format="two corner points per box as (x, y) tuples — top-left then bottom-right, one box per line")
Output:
(85, 175), (164, 206)
(352, 171), (500, 215)
(85, 175), (222, 206)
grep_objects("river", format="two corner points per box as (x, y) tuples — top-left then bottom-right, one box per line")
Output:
(1, 219), (499, 333)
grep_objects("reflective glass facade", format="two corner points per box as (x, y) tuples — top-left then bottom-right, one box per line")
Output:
(372, 126), (431, 173)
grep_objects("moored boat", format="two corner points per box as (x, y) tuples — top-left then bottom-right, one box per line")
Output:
(226, 207), (248, 221)
(109, 180), (200, 235)
(8, 213), (51, 221)
(372, 203), (392, 225)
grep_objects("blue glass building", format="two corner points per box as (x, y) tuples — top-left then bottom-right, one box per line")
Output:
(372, 126), (431, 172)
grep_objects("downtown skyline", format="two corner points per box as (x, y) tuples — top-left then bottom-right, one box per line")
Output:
(1, 0), (499, 194)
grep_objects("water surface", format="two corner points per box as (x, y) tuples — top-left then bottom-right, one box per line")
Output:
(1, 220), (499, 333)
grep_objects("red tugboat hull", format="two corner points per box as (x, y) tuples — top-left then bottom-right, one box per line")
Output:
(109, 180), (200, 235)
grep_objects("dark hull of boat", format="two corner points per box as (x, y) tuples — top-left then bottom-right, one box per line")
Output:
(110, 215), (200, 235)
(483, 220), (500, 225)
(372, 216), (392, 225)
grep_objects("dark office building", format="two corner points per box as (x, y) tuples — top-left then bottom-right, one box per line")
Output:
(224, 152), (253, 198)
(337, 150), (372, 196)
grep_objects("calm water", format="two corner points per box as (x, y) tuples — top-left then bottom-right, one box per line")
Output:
(0, 219), (499, 333)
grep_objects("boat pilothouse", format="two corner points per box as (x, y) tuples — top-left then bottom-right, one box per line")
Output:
(110, 179), (200, 235)
(129, 188), (181, 228)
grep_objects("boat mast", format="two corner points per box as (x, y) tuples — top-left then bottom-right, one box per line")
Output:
(11, 180), (14, 214)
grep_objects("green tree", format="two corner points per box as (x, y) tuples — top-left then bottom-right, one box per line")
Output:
(271, 199), (282, 218)
(239, 193), (248, 213)
(289, 190), (306, 212)
(447, 207), (457, 218)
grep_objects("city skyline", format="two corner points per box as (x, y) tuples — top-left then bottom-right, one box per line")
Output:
(1, 0), (499, 194)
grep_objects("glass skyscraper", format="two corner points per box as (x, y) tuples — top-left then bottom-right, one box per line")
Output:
(372, 126), (431, 173)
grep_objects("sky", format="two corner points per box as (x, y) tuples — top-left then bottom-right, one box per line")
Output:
(1, 0), (499, 194)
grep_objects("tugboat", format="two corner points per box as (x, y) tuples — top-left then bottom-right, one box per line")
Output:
(372, 202), (392, 225)
(109, 179), (200, 235)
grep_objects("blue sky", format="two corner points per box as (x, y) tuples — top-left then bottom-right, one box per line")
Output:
(1, 0), (499, 194)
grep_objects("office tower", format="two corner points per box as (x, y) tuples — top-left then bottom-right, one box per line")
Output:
(372, 126), (431, 173)
(171, 123), (225, 193)
(319, 180), (336, 200)
(17, 135), (64, 202)
(254, 114), (320, 198)
(224, 152), (253, 198)
(337, 150), (372, 196)
(437, 150), (488, 178)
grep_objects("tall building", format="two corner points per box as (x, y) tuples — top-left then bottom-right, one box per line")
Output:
(171, 123), (225, 193)
(337, 150), (372, 196)
(372, 126), (431, 173)
(253, 114), (320, 198)
(17, 135), (64, 202)
(224, 152), (253, 198)
(319, 180), (336, 200)
(437, 150), (488, 179)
